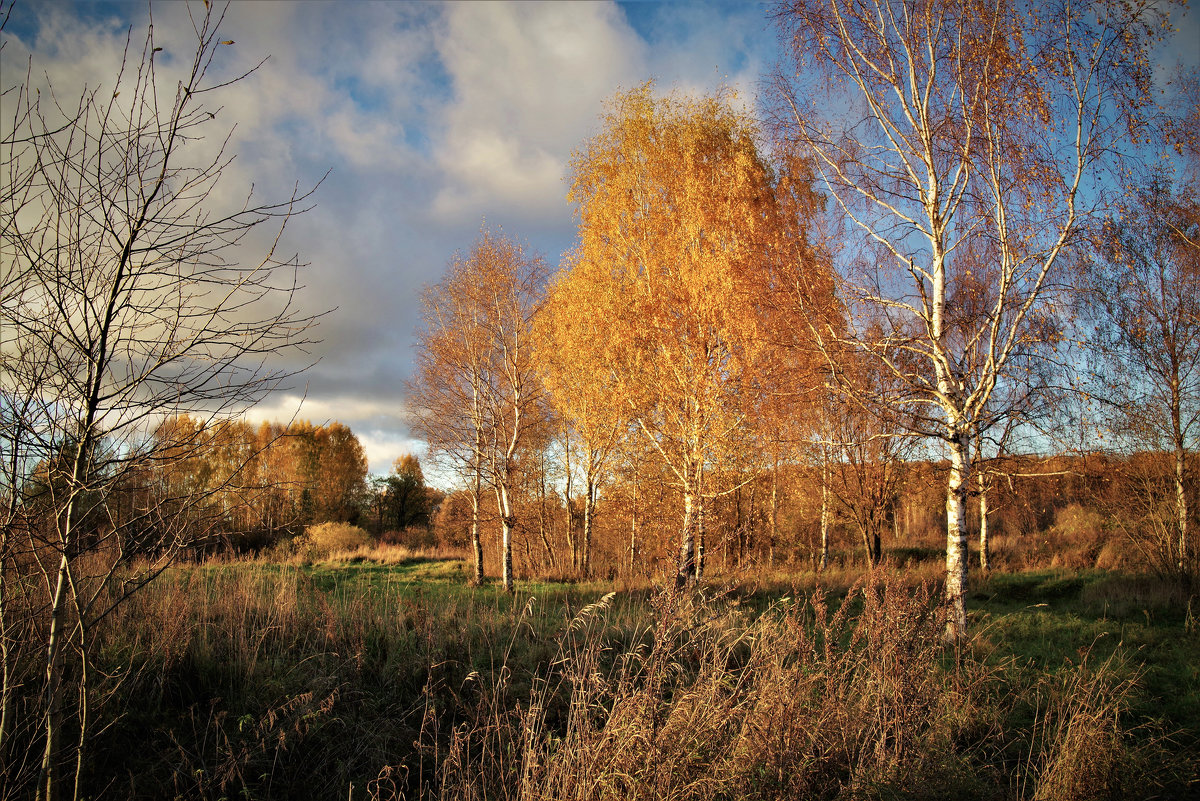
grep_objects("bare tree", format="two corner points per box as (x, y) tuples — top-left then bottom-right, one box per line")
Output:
(770, 0), (1165, 638)
(1082, 173), (1200, 581)
(825, 396), (919, 568)
(0, 4), (320, 797)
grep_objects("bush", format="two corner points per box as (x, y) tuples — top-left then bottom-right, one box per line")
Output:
(300, 522), (371, 559)
(379, 526), (436, 549)
(1052, 503), (1104, 541)
(1049, 504), (1107, 569)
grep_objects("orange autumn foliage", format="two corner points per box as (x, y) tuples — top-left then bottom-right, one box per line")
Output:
(549, 84), (835, 585)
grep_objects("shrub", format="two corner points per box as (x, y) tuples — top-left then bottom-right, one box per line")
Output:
(1052, 503), (1104, 541)
(300, 522), (371, 559)
(1049, 504), (1107, 569)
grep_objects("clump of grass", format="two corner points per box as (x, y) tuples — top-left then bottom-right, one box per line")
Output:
(1029, 652), (1153, 801)
(423, 573), (997, 800)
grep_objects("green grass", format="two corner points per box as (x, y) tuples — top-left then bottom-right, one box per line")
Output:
(969, 569), (1200, 747)
(59, 558), (1200, 799)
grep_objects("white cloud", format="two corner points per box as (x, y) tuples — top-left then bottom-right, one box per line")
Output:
(242, 392), (415, 474)
(355, 431), (429, 477)
(430, 2), (647, 223)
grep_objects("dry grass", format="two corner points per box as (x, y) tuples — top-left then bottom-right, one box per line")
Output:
(404, 571), (1166, 801)
(1029, 652), (1153, 801)
(5, 555), (1184, 800)
(320, 542), (465, 565)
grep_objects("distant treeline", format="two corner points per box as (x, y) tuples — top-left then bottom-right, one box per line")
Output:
(11, 415), (444, 557)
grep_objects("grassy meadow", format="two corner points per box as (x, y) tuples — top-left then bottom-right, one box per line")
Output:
(47, 546), (1197, 801)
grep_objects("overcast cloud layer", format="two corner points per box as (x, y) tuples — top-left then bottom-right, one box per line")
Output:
(5, 1), (1197, 478)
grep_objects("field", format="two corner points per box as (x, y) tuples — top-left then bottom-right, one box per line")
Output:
(60, 551), (1200, 800)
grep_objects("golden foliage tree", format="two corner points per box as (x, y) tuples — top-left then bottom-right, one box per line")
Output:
(557, 85), (830, 586)
(534, 263), (625, 578)
(407, 229), (547, 592)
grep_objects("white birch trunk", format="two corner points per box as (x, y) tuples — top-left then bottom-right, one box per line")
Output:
(470, 445), (484, 586)
(944, 433), (971, 641)
(1172, 378), (1189, 579)
(819, 450), (830, 572)
(677, 489), (696, 588)
(979, 473), (991, 573)
(498, 481), (515, 593)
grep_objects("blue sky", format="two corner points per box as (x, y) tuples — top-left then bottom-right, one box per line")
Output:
(3, 0), (1197, 477)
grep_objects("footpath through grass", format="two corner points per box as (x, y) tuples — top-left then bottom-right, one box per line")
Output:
(76, 556), (1199, 799)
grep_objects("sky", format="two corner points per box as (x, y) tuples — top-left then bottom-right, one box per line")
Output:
(2, 0), (785, 476)
(3, 0), (1198, 479)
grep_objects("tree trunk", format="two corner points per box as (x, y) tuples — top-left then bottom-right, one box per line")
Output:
(629, 458), (640, 576)
(677, 489), (696, 588)
(469, 419), (486, 584)
(470, 462), (484, 586)
(769, 459), (779, 568)
(72, 619), (90, 801)
(563, 427), (577, 573)
(536, 452), (557, 572)
(582, 479), (594, 578)
(40, 436), (93, 801)
(746, 481), (757, 567)
(1177, 446), (1188, 579)
(859, 525), (874, 567)
(39, 553), (70, 801)
(1172, 380), (1189, 580)
(819, 453), (829, 572)
(537, 507), (555, 573)
(979, 475), (991, 572)
(497, 483), (515, 594)
(734, 485), (743, 569)
(0, 558), (10, 769)
(944, 433), (971, 641)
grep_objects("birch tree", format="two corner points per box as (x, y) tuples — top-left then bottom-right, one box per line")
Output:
(559, 85), (835, 586)
(535, 259), (625, 578)
(0, 3), (320, 796)
(770, 0), (1165, 638)
(408, 257), (492, 584)
(407, 229), (546, 592)
(1083, 174), (1200, 581)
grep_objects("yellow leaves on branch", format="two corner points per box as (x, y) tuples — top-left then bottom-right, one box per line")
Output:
(567, 86), (771, 420)
(548, 82), (833, 468)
